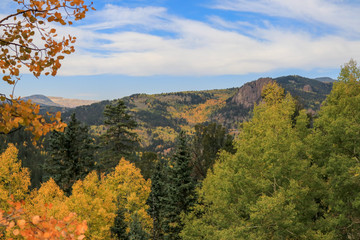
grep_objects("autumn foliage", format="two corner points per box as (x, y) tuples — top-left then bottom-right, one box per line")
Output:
(0, 0), (94, 139)
(0, 142), (153, 239)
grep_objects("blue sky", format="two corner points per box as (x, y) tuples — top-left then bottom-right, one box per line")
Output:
(1, 0), (360, 100)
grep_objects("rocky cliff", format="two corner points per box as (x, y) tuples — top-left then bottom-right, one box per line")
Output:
(230, 78), (273, 108)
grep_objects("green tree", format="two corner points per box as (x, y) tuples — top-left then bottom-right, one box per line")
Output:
(192, 122), (235, 181)
(308, 59), (360, 239)
(181, 82), (328, 239)
(43, 113), (96, 194)
(129, 213), (150, 240)
(162, 131), (196, 240)
(100, 99), (139, 172)
(147, 159), (168, 239)
(111, 206), (129, 240)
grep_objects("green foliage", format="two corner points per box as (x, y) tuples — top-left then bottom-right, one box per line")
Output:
(181, 82), (327, 239)
(308, 59), (360, 239)
(99, 99), (139, 172)
(111, 207), (129, 240)
(192, 122), (235, 181)
(162, 131), (197, 240)
(129, 213), (150, 240)
(147, 159), (168, 239)
(43, 113), (96, 194)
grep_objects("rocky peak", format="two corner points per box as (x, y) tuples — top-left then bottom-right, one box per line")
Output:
(231, 78), (273, 108)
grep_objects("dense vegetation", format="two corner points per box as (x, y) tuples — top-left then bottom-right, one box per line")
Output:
(1, 60), (359, 239)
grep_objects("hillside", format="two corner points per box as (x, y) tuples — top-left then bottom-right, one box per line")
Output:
(61, 75), (333, 153)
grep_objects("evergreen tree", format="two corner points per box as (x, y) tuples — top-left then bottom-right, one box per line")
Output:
(147, 159), (168, 239)
(192, 122), (235, 181)
(129, 214), (150, 240)
(43, 113), (95, 194)
(111, 206), (129, 240)
(100, 99), (139, 172)
(162, 131), (196, 240)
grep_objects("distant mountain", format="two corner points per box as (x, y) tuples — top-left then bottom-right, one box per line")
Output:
(314, 77), (336, 82)
(48, 96), (99, 108)
(61, 75), (333, 153)
(22, 95), (63, 107)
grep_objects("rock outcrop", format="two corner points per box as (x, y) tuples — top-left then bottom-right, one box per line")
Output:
(231, 78), (273, 108)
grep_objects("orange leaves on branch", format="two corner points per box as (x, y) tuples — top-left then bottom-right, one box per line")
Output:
(0, 98), (66, 141)
(0, 201), (88, 239)
(0, 0), (94, 139)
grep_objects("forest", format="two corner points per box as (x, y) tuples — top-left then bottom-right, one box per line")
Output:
(0, 0), (360, 239)
(1, 60), (360, 239)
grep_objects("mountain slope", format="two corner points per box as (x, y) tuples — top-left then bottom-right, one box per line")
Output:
(62, 75), (333, 153)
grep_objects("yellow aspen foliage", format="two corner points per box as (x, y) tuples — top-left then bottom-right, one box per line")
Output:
(67, 172), (117, 240)
(0, 144), (30, 210)
(26, 178), (70, 220)
(105, 158), (152, 233)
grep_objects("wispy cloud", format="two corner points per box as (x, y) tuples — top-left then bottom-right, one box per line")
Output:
(212, 0), (360, 37)
(44, 3), (360, 77)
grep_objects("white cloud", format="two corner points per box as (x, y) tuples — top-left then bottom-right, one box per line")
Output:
(44, 4), (360, 77)
(213, 0), (360, 36)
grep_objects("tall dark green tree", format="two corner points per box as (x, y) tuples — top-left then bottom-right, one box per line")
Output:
(111, 206), (129, 240)
(43, 113), (96, 194)
(162, 131), (196, 240)
(100, 99), (139, 172)
(192, 122), (235, 181)
(147, 159), (168, 239)
(129, 213), (150, 240)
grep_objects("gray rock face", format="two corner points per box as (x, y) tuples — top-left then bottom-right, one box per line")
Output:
(231, 78), (273, 108)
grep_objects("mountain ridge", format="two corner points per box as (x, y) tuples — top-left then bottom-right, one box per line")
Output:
(59, 75), (333, 153)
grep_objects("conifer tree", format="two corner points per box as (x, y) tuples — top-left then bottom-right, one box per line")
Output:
(100, 99), (139, 172)
(129, 214), (150, 240)
(192, 122), (235, 181)
(147, 159), (168, 239)
(44, 113), (95, 194)
(111, 206), (129, 240)
(162, 131), (196, 240)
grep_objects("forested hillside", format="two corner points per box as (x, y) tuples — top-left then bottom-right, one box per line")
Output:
(2, 60), (360, 240)
(61, 75), (332, 153)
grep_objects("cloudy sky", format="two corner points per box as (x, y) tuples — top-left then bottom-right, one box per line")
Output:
(1, 0), (360, 100)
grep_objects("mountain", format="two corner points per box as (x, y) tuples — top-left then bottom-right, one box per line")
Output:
(22, 95), (62, 107)
(48, 96), (99, 108)
(314, 77), (336, 82)
(62, 75), (333, 153)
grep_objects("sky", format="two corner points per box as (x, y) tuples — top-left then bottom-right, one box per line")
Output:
(1, 0), (360, 100)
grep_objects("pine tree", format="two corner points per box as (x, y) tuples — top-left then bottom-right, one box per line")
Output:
(111, 206), (129, 240)
(192, 122), (235, 181)
(43, 113), (96, 194)
(100, 99), (139, 172)
(129, 214), (150, 240)
(162, 131), (196, 240)
(147, 159), (168, 239)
